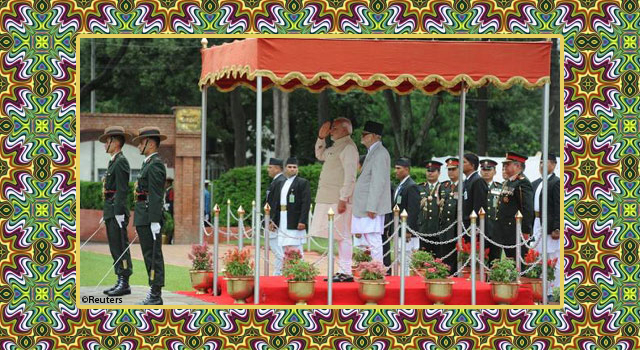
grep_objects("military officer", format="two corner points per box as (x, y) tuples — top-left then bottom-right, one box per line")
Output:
(99, 126), (133, 297)
(132, 127), (168, 305)
(417, 160), (443, 256)
(480, 159), (501, 264)
(439, 158), (460, 272)
(493, 152), (534, 264)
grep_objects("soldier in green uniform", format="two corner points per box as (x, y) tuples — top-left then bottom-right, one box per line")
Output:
(99, 126), (133, 297)
(417, 160), (443, 256)
(132, 127), (167, 305)
(438, 158), (460, 272)
(493, 152), (534, 264)
(480, 159), (501, 264)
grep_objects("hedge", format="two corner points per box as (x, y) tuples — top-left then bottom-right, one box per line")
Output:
(79, 181), (136, 210)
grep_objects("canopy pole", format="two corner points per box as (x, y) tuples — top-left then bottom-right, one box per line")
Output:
(542, 82), (550, 305)
(457, 85), (466, 272)
(200, 87), (207, 245)
(254, 76), (263, 304)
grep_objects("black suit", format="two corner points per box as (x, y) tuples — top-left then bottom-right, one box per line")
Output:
(531, 174), (561, 236)
(394, 177), (421, 232)
(266, 173), (286, 223)
(271, 176), (311, 229)
(463, 171), (488, 237)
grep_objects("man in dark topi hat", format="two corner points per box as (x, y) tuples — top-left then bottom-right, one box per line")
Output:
(132, 126), (168, 305)
(265, 157), (286, 275)
(351, 121), (391, 267)
(493, 151), (534, 264)
(393, 157), (421, 274)
(99, 126), (133, 297)
(462, 152), (488, 235)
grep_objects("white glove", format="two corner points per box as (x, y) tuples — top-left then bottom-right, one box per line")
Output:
(163, 203), (170, 211)
(115, 215), (125, 228)
(151, 222), (161, 240)
(99, 217), (104, 225)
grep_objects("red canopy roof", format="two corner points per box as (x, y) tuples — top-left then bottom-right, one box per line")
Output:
(199, 38), (551, 95)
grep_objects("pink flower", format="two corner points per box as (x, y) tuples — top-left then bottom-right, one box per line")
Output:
(427, 268), (436, 273)
(434, 258), (442, 263)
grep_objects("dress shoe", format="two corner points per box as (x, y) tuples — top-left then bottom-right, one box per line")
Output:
(103, 277), (121, 295)
(138, 286), (163, 305)
(107, 276), (131, 296)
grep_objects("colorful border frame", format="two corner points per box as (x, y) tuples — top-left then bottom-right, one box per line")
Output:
(0, 0), (634, 348)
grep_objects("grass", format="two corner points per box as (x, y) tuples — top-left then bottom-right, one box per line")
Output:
(79, 251), (193, 291)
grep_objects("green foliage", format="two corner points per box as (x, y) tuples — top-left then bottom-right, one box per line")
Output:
(283, 260), (319, 282)
(79, 181), (135, 210)
(422, 258), (451, 280)
(551, 287), (560, 302)
(162, 211), (174, 238)
(356, 261), (387, 280)
(410, 250), (434, 270)
(222, 248), (254, 277)
(488, 256), (519, 283)
(188, 243), (213, 271)
(352, 247), (373, 264)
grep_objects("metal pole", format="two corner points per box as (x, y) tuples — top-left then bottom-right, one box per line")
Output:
(264, 204), (271, 276)
(542, 81), (550, 305)
(470, 211), (477, 305)
(457, 85), (466, 271)
(307, 204), (313, 252)
(238, 206), (245, 250)
(226, 199), (231, 245)
(393, 205), (400, 276)
(515, 211), (523, 277)
(213, 204), (220, 296)
(199, 87), (208, 245)
(251, 200), (256, 246)
(327, 208), (335, 305)
(90, 38), (96, 181)
(478, 208), (486, 282)
(400, 210), (408, 305)
(254, 76), (263, 305)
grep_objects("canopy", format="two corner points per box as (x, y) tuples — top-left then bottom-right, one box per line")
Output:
(199, 38), (551, 95)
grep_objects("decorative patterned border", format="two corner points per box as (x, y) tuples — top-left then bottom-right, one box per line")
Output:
(0, 0), (634, 348)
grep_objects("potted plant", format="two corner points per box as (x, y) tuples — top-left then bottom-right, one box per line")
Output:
(283, 259), (319, 305)
(409, 250), (433, 277)
(355, 261), (389, 305)
(521, 249), (558, 303)
(352, 247), (372, 277)
(423, 256), (454, 305)
(188, 242), (213, 294)
(488, 252), (521, 305)
(456, 241), (490, 280)
(222, 247), (254, 304)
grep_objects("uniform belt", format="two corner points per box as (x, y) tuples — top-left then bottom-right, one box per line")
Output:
(104, 192), (115, 200)
(535, 211), (540, 218)
(136, 192), (148, 201)
(280, 205), (287, 211)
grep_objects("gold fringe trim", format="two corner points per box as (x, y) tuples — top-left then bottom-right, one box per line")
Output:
(199, 66), (550, 95)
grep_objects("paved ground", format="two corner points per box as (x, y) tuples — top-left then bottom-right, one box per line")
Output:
(81, 242), (330, 275)
(79, 285), (207, 306)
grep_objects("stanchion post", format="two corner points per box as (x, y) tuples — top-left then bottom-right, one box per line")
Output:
(327, 207), (335, 305)
(470, 210), (477, 305)
(515, 210), (522, 278)
(251, 200), (256, 246)
(393, 205), (400, 276)
(238, 206), (245, 250)
(400, 210), (408, 305)
(213, 204), (220, 296)
(226, 199), (231, 245)
(264, 203), (271, 276)
(478, 208), (486, 283)
(307, 204), (313, 252)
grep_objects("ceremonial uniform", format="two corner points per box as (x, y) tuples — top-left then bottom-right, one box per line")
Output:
(493, 153), (534, 263)
(438, 179), (459, 272)
(417, 160), (443, 256)
(99, 126), (133, 297)
(485, 180), (502, 261)
(132, 127), (167, 305)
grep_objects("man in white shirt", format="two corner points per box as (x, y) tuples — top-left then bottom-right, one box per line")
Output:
(351, 121), (391, 264)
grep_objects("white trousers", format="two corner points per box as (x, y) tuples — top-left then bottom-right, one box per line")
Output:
(267, 230), (284, 276)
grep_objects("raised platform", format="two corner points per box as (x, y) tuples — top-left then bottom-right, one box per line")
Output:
(177, 275), (534, 305)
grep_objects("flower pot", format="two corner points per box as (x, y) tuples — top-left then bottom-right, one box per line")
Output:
(356, 279), (388, 305)
(424, 278), (454, 305)
(411, 268), (426, 277)
(190, 270), (212, 294)
(287, 280), (316, 305)
(490, 282), (521, 305)
(225, 276), (254, 304)
(520, 277), (543, 303)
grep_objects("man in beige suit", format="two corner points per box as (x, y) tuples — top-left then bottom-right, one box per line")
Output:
(352, 121), (391, 264)
(309, 117), (359, 282)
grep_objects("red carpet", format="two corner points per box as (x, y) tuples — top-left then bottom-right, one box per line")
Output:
(177, 275), (534, 305)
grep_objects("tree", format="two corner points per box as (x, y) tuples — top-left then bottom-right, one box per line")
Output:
(273, 88), (291, 160)
(80, 38), (130, 102)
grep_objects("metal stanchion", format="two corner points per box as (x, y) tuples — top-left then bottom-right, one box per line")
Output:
(254, 205), (260, 305)
(327, 207), (335, 305)
(238, 206), (245, 250)
(393, 205), (400, 276)
(226, 199), (231, 245)
(515, 210), (522, 277)
(400, 210), (408, 305)
(251, 200), (256, 245)
(264, 203), (271, 276)
(213, 204), (220, 296)
(470, 210), (477, 305)
(478, 208), (486, 283)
